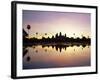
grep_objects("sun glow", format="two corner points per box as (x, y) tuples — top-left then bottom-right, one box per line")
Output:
(23, 10), (91, 39)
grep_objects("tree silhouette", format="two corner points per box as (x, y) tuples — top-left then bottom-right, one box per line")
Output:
(27, 25), (31, 38)
(73, 33), (75, 38)
(81, 34), (83, 38)
(45, 33), (47, 35)
(45, 33), (47, 38)
(36, 32), (38, 38)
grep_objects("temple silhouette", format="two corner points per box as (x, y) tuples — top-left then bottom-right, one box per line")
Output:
(23, 29), (91, 60)
(23, 29), (91, 46)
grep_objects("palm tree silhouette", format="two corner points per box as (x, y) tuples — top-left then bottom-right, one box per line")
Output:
(81, 34), (83, 38)
(88, 36), (89, 39)
(45, 33), (47, 38)
(36, 32), (38, 38)
(45, 33), (47, 35)
(73, 33), (75, 38)
(27, 25), (31, 38)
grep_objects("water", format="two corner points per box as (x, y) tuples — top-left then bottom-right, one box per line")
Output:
(23, 45), (91, 69)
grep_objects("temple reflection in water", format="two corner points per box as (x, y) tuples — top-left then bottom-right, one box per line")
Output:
(23, 44), (91, 69)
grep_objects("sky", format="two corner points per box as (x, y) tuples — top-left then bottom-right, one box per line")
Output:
(23, 10), (91, 39)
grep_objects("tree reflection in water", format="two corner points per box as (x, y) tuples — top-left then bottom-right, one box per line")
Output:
(26, 56), (30, 62)
(23, 44), (90, 62)
(23, 48), (31, 62)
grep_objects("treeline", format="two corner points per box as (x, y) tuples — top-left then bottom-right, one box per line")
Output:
(23, 32), (91, 45)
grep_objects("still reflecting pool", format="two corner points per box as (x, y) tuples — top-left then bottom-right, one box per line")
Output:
(23, 45), (91, 69)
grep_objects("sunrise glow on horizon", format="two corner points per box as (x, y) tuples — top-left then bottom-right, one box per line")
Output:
(23, 10), (91, 39)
